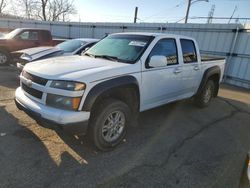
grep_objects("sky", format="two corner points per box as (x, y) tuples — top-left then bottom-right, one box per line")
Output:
(70, 0), (250, 24)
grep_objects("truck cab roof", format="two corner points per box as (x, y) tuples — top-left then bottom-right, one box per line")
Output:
(111, 32), (194, 40)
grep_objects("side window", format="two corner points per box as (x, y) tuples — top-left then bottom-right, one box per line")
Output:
(29, 31), (38, 40)
(17, 31), (38, 40)
(147, 38), (178, 68)
(180, 39), (197, 63)
(18, 31), (29, 40)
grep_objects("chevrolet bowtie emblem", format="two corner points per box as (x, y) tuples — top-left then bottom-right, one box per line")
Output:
(26, 79), (32, 87)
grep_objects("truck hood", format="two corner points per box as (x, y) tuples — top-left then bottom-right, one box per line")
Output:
(24, 55), (132, 80)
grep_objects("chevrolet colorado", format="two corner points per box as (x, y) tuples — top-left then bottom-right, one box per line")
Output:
(15, 33), (225, 151)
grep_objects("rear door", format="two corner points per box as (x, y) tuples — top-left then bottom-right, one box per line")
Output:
(180, 39), (203, 97)
(141, 38), (183, 111)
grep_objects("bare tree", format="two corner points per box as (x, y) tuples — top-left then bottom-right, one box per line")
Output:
(15, 0), (38, 19)
(0, 0), (6, 14)
(10, 0), (76, 21)
(49, 0), (76, 21)
(36, 0), (76, 21)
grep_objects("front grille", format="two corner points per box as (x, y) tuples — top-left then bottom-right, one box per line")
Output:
(22, 83), (43, 99)
(23, 71), (48, 86)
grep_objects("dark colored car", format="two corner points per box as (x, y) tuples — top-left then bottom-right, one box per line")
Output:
(0, 28), (64, 65)
(15, 38), (99, 71)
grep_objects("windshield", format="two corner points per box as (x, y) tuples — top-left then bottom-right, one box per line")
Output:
(4, 29), (22, 39)
(56, 39), (87, 53)
(85, 34), (153, 63)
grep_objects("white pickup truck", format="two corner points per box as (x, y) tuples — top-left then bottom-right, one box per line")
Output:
(15, 32), (225, 150)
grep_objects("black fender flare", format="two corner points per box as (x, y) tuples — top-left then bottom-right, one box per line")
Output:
(82, 75), (140, 111)
(196, 66), (221, 96)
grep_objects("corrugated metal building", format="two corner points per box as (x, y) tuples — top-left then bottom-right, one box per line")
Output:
(0, 18), (249, 89)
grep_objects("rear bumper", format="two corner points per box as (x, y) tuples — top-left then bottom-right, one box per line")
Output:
(15, 87), (90, 134)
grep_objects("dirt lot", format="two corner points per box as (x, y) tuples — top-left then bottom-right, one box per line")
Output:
(0, 66), (250, 188)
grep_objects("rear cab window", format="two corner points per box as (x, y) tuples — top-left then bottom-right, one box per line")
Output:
(147, 38), (178, 68)
(180, 39), (197, 63)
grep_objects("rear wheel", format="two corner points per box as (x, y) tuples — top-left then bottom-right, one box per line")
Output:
(88, 98), (131, 151)
(194, 80), (215, 108)
(0, 50), (10, 66)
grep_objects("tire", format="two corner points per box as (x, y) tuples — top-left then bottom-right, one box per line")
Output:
(0, 50), (10, 66)
(194, 80), (215, 108)
(88, 98), (131, 151)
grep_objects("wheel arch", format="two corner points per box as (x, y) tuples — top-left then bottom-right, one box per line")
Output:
(196, 66), (221, 97)
(82, 75), (140, 114)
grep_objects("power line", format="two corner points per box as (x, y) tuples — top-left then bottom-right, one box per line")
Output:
(191, 16), (250, 20)
(140, 0), (186, 22)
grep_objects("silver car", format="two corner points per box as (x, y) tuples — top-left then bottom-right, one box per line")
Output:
(15, 38), (99, 71)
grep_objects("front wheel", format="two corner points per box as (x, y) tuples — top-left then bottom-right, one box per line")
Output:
(194, 80), (215, 108)
(0, 50), (10, 66)
(88, 98), (131, 151)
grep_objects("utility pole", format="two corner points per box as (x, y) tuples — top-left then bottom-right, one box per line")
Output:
(185, 0), (209, 23)
(134, 7), (138, 23)
(185, 0), (191, 23)
(207, 4), (215, 24)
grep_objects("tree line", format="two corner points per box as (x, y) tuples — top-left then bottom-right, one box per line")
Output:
(0, 0), (76, 21)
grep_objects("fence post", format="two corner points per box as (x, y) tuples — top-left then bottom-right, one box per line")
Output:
(224, 26), (240, 81)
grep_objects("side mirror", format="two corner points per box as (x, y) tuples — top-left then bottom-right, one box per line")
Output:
(148, 55), (167, 68)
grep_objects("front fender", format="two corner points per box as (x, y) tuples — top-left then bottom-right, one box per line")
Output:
(82, 75), (139, 111)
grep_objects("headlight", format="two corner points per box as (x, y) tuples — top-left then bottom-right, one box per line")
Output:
(50, 80), (86, 91)
(46, 94), (81, 111)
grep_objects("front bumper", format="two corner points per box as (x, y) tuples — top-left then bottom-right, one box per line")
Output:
(15, 87), (90, 134)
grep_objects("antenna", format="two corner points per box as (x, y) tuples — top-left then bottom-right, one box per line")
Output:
(207, 4), (215, 24)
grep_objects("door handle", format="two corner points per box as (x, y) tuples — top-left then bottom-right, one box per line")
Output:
(193, 65), (199, 71)
(174, 68), (182, 74)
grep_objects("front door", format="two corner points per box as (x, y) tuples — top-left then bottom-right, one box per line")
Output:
(141, 38), (183, 111)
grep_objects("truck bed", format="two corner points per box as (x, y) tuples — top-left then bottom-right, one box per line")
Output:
(201, 54), (225, 62)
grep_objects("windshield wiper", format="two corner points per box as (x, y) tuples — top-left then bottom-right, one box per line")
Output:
(85, 53), (132, 63)
(94, 54), (120, 62)
(84, 53), (96, 58)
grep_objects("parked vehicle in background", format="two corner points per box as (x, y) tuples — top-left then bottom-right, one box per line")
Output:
(15, 32), (225, 151)
(0, 28), (64, 65)
(0, 32), (5, 38)
(14, 38), (99, 71)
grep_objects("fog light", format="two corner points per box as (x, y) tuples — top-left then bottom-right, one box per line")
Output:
(46, 94), (81, 111)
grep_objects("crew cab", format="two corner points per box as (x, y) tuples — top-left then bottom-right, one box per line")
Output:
(0, 28), (63, 65)
(15, 33), (225, 151)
